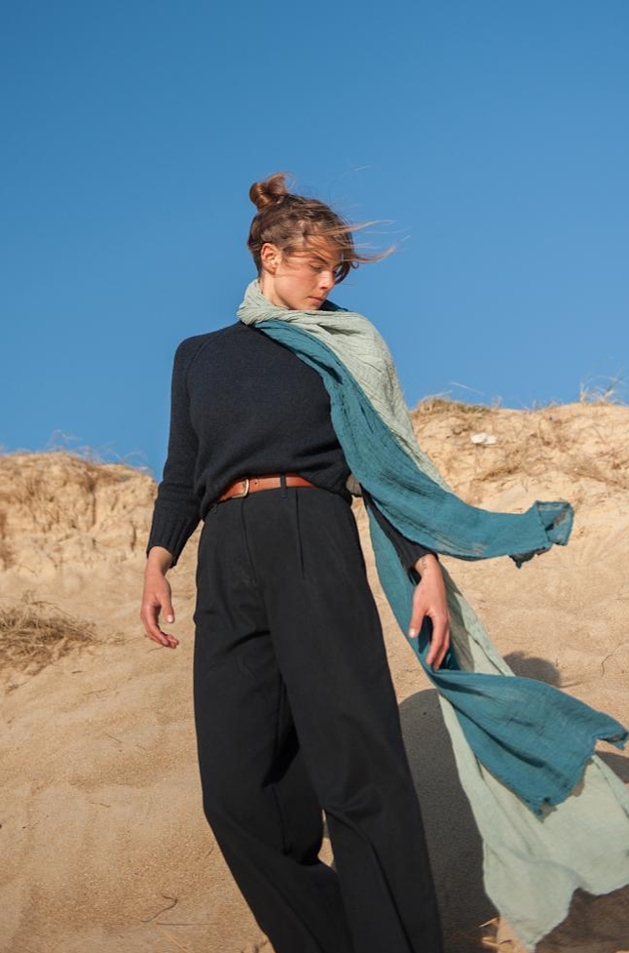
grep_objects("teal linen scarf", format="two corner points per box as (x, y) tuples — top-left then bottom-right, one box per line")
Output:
(237, 280), (627, 815)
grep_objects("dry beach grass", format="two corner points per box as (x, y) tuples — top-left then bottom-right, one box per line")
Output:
(1, 401), (628, 952)
(0, 597), (96, 677)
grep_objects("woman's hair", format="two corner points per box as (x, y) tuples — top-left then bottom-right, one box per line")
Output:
(247, 172), (382, 284)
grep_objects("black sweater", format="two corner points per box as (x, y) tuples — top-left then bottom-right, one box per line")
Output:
(147, 322), (428, 569)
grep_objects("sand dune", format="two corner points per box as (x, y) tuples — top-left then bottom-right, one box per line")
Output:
(1, 401), (628, 953)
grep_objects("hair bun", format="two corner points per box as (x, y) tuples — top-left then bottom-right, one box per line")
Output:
(249, 172), (290, 211)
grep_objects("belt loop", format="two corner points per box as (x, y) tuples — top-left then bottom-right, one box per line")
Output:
(280, 473), (287, 498)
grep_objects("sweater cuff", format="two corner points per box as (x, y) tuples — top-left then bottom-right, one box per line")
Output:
(146, 506), (200, 567)
(394, 535), (437, 573)
(363, 489), (438, 572)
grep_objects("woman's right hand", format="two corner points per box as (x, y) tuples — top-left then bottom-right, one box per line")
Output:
(140, 547), (179, 649)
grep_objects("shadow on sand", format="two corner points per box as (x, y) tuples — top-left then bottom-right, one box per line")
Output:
(523, 883), (629, 953)
(503, 651), (562, 685)
(399, 688), (496, 952)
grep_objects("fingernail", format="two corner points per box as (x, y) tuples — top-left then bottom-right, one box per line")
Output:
(167, 615), (174, 623)
(408, 628), (417, 637)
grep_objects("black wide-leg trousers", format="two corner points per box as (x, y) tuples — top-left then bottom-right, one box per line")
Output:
(193, 487), (443, 953)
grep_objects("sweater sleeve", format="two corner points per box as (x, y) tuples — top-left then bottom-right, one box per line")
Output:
(146, 339), (202, 566)
(362, 489), (437, 573)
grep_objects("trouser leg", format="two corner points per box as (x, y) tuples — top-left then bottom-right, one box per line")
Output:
(246, 489), (443, 953)
(194, 502), (353, 953)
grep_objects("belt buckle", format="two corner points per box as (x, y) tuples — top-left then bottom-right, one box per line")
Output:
(234, 477), (250, 499)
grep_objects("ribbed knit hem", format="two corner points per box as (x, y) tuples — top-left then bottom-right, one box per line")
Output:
(395, 534), (436, 573)
(146, 506), (200, 567)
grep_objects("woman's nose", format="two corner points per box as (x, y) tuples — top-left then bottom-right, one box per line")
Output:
(319, 269), (335, 291)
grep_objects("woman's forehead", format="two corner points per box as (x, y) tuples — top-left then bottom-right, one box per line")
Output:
(296, 235), (342, 265)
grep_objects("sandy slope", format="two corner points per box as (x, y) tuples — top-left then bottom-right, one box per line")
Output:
(1, 402), (628, 953)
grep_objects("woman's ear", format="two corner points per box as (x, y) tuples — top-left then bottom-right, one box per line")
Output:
(260, 242), (281, 274)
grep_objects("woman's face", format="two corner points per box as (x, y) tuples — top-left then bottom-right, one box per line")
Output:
(259, 240), (339, 310)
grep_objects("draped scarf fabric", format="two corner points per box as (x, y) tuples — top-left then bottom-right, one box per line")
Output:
(238, 280), (629, 948)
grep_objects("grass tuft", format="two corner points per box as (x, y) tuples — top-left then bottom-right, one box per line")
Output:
(414, 395), (496, 417)
(578, 374), (626, 405)
(0, 595), (97, 676)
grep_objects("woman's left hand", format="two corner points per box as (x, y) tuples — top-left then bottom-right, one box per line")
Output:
(408, 554), (450, 670)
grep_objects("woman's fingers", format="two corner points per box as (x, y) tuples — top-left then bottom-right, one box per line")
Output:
(140, 579), (179, 649)
(408, 600), (426, 640)
(425, 613), (450, 669)
(408, 554), (450, 668)
(143, 606), (179, 648)
(410, 582), (450, 670)
(162, 593), (175, 624)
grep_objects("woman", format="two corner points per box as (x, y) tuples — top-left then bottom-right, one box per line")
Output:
(142, 174), (629, 953)
(141, 173), (448, 953)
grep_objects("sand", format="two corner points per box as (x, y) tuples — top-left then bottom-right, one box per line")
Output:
(1, 401), (628, 953)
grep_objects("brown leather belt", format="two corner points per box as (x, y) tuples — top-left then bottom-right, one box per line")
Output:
(216, 474), (316, 503)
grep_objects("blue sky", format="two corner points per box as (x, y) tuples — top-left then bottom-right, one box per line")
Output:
(2, 1), (627, 476)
